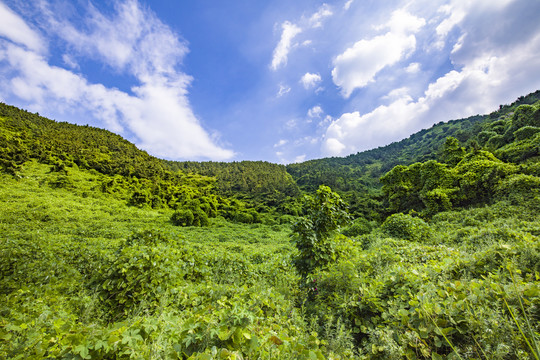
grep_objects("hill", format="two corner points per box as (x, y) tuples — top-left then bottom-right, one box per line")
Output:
(1, 92), (540, 359)
(286, 90), (540, 218)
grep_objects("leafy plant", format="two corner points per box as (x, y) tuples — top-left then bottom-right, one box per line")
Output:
(291, 185), (350, 277)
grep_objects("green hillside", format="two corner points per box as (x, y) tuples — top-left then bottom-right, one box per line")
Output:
(287, 90), (540, 218)
(1, 93), (539, 359)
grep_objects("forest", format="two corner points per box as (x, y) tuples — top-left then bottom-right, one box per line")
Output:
(0, 91), (539, 359)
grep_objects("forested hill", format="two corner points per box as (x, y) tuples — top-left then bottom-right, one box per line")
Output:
(287, 90), (540, 193)
(164, 160), (300, 210)
(0, 102), (167, 179)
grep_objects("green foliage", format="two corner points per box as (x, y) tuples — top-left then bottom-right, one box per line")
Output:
(341, 217), (373, 237)
(381, 213), (432, 242)
(2, 94), (540, 359)
(96, 229), (190, 316)
(454, 150), (517, 205)
(172, 209), (195, 226)
(166, 160), (301, 211)
(496, 173), (540, 204)
(171, 208), (209, 227)
(441, 136), (466, 166)
(291, 185), (351, 277)
(381, 160), (457, 215)
(514, 126), (540, 140)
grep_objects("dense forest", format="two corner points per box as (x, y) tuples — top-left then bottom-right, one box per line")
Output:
(1, 91), (539, 359)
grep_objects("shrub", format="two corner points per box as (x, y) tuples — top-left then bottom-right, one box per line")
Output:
(513, 126), (540, 140)
(477, 130), (498, 145)
(486, 134), (505, 149)
(341, 217), (372, 237)
(512, 104), (537, 129)
(291, 185), (350, 277)
(496, 173), (540, 203)
(96, 230), (187, 316)
(234, 211), (254, 224)
(192, 207), (209, 226)
(171, 209), (194, 226)
(381, 213), (431, 242)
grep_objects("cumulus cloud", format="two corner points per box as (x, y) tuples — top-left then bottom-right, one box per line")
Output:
(0, 0), (233, 160)
(300, 72), (322, 89)
(270, 21), (302, 70)
(332, 10), (425, 97)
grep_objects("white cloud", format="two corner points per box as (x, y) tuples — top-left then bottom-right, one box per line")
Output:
(271, 21), (302, 70)
(323, 138), (347, 156)
(293, 154), (307, 163)
(0, 2), (45, 53)
(270, 4), (334, 71)
(323, 29), (540, 157)
(308, 4), (333, 28)
(277, 83), (291, 97)
(332, 10), (425, 97)
(286, 118), (297, 129)
(300, 72), (322, 89)
(307, 105), (323, 118)
(274, 139), (288, 147)
(0, 0), (234, 161)
(344, 0), (354, 11)
(62, 54), (79, 70)
(405, 62), (421, 74)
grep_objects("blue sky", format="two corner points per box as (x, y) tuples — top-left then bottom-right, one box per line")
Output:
(1, 0), (540, 163)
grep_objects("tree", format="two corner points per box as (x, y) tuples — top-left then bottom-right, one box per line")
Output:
(291, 185), (350, 277)
(441, 136), (465, 166)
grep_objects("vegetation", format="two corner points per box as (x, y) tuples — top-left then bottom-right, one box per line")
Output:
(1, 92), (539, 359)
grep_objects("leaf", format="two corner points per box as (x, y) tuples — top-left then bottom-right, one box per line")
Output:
(218, 326), (231, 341)
(268, 335), (283, 345)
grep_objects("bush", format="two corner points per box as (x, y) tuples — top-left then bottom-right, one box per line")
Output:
(96, 230), (188, 316)
(291, 185), (350, 277)
(171, 208), (209, 227)
(496, 173), (540, 203)
(512, 104), (537, 128)
(381, 213), (431, 242)
(171, 209), (194, 226)
(234, 211), (254, 224)
(513, 126), (540, 140)
(341, 217), (372, 237)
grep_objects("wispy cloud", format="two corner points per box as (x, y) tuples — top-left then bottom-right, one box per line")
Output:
(270, 3), (334, 71)
(0, 2), (45, 53)
(270, 21), (302, 70)
(277, 83), (291, 97)
(308, 4), (333, 28)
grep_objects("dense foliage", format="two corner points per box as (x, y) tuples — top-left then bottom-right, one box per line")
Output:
(1, 92), (540, 359)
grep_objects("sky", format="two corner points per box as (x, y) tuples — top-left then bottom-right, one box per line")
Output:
(1, 0), (540, 163)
